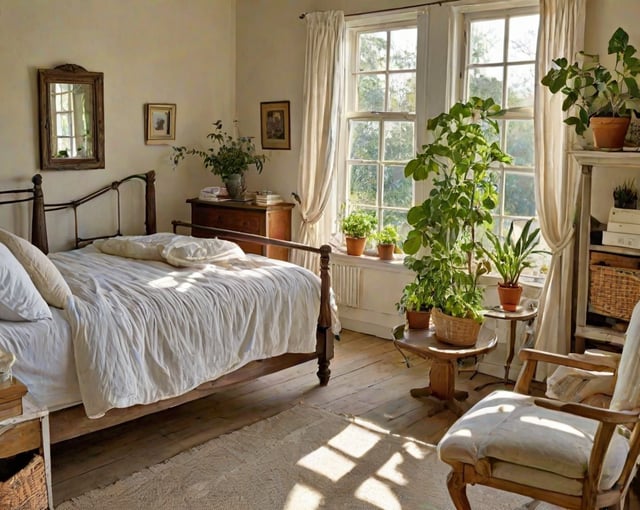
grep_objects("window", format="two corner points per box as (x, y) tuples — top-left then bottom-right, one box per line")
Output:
(462, 9), (540, 238)
(344, 22), (417, 236)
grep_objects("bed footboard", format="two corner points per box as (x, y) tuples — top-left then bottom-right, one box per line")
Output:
(172, 220), (334, 385)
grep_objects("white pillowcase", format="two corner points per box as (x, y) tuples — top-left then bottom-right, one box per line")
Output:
(0, 228), (72, 309)
(0, 242), (51, 321)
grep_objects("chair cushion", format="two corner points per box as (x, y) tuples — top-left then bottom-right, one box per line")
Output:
(437, 390), (629, 493)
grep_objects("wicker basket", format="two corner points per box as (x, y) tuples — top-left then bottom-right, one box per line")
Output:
(589, 264), (640, 321)
(431, 308), (481, 347)
(0, 454), (47, 510)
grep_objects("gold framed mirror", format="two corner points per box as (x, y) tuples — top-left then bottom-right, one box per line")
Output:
(38, 64), (105, 170)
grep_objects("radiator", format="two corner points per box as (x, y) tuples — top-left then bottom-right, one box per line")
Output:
(330, 262), (361, 307)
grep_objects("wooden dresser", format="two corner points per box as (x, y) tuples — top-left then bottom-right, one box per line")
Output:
(188, 198), (294, 261)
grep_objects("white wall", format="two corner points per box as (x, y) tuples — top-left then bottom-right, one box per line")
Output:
(0, 0), (236, 252)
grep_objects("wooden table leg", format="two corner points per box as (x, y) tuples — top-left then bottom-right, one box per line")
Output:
(409, 359), (469, 416)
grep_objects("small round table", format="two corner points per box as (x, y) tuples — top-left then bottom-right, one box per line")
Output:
(475, 305), (538, 390)
(392, 325), (498, 417)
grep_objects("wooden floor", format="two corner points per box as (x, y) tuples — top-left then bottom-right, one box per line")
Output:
(52, 330), (640, 508)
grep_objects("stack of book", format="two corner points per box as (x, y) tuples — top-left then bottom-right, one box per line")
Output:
(603, 207), (640, 249)
(255, 192), (282, 206)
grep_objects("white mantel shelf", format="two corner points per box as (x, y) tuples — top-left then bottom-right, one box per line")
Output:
(571, 150), (640, 167)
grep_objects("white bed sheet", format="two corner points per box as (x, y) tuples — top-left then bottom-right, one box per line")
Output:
(0, 309), (81, 410)
(50, 244), (321, 418)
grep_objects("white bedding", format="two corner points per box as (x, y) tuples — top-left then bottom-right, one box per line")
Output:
(49, 241), (322, 418)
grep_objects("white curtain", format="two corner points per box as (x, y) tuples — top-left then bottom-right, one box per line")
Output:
(533, 0), (586, 375)
(291, 11), (345, 273)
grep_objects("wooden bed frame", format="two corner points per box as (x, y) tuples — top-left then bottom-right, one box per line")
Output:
(2, 171), (333, 444)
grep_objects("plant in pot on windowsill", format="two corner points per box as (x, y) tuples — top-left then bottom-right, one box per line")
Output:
(171, 120), (266, 199)
(402, 97), (512, 346)
(371, 225), (400, 260)
(341, 209), (377, 256)
(482, 218), (547, 312)
(541, 27), (640, 150)
(613, 178), (638, 209)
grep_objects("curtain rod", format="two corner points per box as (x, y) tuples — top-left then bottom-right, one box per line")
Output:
(299, 0), (459, 19)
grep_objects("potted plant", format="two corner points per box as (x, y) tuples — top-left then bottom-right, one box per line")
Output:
(613, 178), (638, 209)
(482, 218), (546, 311)
(341, 209), (377, 256)
(371, 225), (400, 260)
(402, 97), (512, 346)
(171, 120), (266, 199)
(397, 256), (435, 329)
(541, 27), (640, 149)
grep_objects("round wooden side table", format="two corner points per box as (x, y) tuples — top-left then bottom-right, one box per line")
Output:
(392, 325), (498, 416)
(475, 305), (538, 390)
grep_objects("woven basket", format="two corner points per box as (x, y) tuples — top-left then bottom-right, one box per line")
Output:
(589, 264), (640, 321)
(0, 454), (47, 510)
(431, 308), (481, 347)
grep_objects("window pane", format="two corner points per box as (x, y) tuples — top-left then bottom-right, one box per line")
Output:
(357, 74), (385, 112)
(350, 164), (378, 205)
(389, 28), (417, 70)
(508, 15), (539, 61)
(383, 165), (412, 208)
(382, 209), (410, 237)
(57, 114), (70, 136)
(349, 121), (379, 160)
(389, 73), (416, 112)
(384, 121), (414, 161)
(359, 31), (386, 72)
(507, 64), (535, 108)
(470, 19), (504, 64)
(488, 170), (503, 214)
(504, 172), (536, 216)
(506, 120), (534, 166)
(467, 67), (503, 105)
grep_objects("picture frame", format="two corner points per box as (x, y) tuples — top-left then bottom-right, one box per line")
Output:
(260, 101), (290, 150)
(145, 103), (176, 145)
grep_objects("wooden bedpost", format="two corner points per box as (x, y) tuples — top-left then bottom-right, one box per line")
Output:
(316, 244), (333, 386)
(31, 174), (49, 254)
(145, 170), (157, 234)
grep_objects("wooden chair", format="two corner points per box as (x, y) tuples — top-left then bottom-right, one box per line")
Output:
(437, 302), (640, 510)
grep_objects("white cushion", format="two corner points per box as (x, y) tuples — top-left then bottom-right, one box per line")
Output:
(0, 242), (51, 321)
(437, 390), (629, 493)
(0, 228), (72, 309)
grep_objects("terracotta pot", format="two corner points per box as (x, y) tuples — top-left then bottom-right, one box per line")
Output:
(590, 117), (630, 150)
(406, 309), (431, 329)
(497, 284), (523, 312)
(345, 236), (367, 256)
(377, 243), (395, 260)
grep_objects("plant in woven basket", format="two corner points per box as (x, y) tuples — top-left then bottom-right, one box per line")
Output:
(402, 98), (512, 341)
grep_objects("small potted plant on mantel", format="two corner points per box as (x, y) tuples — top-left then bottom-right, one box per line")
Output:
(613, 178), (638, 209)
(541, 27), (640, 149)
(482, 218), (546, 311)
(340, 209), (377, 256)
(371, 225), (400, 260)
(171, 120), (266, 199)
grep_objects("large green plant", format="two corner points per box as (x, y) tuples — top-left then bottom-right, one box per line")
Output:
(541, 27), (640, 136)
(171, 120), (265, 179)
(482, 218), (546, 288)
(402, 97), (512, 322)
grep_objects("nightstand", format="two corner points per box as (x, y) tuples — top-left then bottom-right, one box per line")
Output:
(0, 392), (52, 509)
(188, 198), (294, 261)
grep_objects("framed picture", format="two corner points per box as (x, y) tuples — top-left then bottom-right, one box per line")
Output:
(145, 103), (176, 145)
(260, 101), (290, 150)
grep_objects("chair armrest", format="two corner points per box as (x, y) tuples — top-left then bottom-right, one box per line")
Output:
(533, 396), (639, 424)
(519, 348), (615, 372)
(514, 348), (615, 395)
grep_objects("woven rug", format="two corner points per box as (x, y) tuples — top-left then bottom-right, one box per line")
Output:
(58, 405), (537, 510)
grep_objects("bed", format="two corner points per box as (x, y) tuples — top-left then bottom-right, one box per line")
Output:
(0, 171), (334, 444)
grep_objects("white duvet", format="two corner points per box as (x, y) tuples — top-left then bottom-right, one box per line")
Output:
(50, 236), (322, 418)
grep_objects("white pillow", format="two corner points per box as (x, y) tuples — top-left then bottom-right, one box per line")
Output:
(0, 228), (72, 309)
(0, 242), (51, 321)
